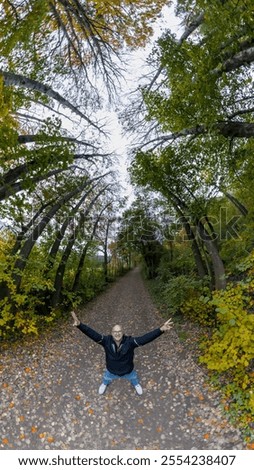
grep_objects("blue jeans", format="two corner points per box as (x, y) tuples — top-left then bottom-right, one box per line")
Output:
(102, 369), (139, 386)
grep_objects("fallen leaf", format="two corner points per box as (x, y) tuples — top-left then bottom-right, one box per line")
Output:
(47, 437), (55, 443)
(137, 418), (144, 424)
(25, 367), (31, 373)
(2, 438), (9, 445)
(3, 383), (8, 388)
(31, 426), (38, 433)
(247, 442), (254, 450)
(156, 426), (162, 433)
(19, 416), (25, 422)
(75, 395), (81, 400)
(203, 433), (210, 440)
(198, 394), (205, 401)
(19, 434), (26, 440)
(9, 402), (15, 408)
(88, 408), (94, 415)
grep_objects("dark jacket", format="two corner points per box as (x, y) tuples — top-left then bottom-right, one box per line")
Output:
(77, 323), (163, 376)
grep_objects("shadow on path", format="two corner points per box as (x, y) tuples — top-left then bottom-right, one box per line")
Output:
(0, 268), (244, 449)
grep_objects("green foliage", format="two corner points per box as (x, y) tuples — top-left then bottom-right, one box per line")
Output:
(161, 274), (207, 315)
(116, 195), (164, 279)
(180, 291), (214, 326)
(0, 234), (55, 338)
(200, 274), (254, 374)
(197, 251), (254, 437)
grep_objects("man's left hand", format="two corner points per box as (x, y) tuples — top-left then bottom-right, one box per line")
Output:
(160, 318), (173, 332)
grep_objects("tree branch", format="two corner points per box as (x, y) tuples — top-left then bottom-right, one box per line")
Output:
(1, 70), (102, 132)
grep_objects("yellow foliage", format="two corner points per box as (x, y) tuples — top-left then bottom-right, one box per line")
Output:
(180, 294), (214, 326)
(200, 282), (254, 375)
(1, 0), (170, 69)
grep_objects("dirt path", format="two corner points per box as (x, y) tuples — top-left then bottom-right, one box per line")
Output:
(0, 268), (244, 450)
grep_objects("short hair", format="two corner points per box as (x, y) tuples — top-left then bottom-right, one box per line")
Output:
(112, 324), (123, 333)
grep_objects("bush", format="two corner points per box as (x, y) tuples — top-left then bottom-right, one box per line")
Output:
(160, 274), (208, 315)
(180, 290), (214, 326)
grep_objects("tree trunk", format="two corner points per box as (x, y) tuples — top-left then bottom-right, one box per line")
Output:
(1, 69), (100, 130)
(167, 193), (208, 279)
(51, 186), (111, 307)
(45, 181), (106, 274)
(51, 212), (86, 308)
(216, 121), (254, 138)
(103, 219), (111, 283)
(11, 178), (93, 292)
(72, 243), (89, 294)
(179, 215), (207, 279)
(213, 46), (254, 75)
(224, 191), (248, 216)
(72, 203), (112, 292)
(11, 199), (55, 256)
(196, 220), (226, 290)
(0, 168), (64, 201)
(0, 154), (104, 202)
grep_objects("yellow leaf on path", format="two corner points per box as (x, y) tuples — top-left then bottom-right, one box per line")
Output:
(47, 437), (55, 443)
(156, 426), (162, 433)
(3, 383), (8, 388)
(138, 418), (144, 424)
(203, 433), (210, 440)
(19, 434), (25, 440)
(39, 433), (46, 439)
(9, 402), (15, 408)
(25, 367), (31, 373)
(2, 438), (9, 445)
(75, 395), (81, 400)
(31, 426), (38, 433)
(19, 416), (25, 422)
(88, 408), (94, 415)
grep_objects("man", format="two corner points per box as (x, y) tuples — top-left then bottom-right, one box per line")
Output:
(71, 311), (173, 396)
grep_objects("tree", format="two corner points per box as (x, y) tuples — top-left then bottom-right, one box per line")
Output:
(50, 182), (111, 307)
(72, 201), (112, 292)
(130, 149), (227, 289)
(0, 0), (169, 89)
(117, 195), (164, 279)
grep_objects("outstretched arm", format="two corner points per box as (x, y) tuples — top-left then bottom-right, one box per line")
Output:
(71, 311), (104, 344)
(133, 318), (173, 347)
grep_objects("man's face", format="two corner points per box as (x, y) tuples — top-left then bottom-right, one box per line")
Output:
(112, 325), (123, 343)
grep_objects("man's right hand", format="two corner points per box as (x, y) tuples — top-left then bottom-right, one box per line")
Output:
(71, 311), (80, 326)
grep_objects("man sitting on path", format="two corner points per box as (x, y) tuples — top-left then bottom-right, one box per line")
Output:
(71, 311), (173, 396)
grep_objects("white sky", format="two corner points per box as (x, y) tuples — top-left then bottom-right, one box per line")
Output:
(101, 4), (182, 204)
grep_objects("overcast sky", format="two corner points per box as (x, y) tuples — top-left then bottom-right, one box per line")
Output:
(102, 4), (182, 204)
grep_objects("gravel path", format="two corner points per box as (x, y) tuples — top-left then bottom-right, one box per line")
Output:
(0, 268), (244, 450)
